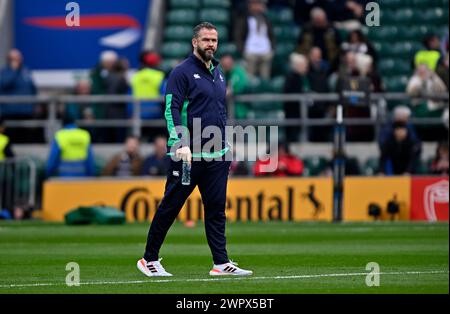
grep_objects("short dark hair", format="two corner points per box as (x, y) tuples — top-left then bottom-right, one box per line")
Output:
(193, 22), (217, 38)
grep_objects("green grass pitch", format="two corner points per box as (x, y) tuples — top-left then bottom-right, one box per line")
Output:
(0, 221), (448, 294)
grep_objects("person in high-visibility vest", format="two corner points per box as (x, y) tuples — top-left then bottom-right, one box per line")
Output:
(0, 118), (14, 161)
(130, 51), (166, 119)
(45, 116), (95, 177)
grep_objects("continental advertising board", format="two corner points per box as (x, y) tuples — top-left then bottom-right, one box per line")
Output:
(43, 178), (334, 222)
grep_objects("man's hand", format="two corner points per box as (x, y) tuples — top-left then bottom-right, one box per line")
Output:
(176, 146), (192, 164)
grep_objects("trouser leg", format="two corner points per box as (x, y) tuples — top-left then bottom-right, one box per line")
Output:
(143, 160), (197, 261)
(198, 159), (232, 265)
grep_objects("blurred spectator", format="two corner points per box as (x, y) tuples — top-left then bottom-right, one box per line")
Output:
(90, 50), (118, 96)
(0, 49), (39, 143)
(253, 143), (304, 176)
(283, 53), (310, 143)
(90, 51), (129, 143)
(131, 51), (166, 140)
(329, 1), (367, 31)
(379, 121), (422, 175)
(430, 141), (449, 175)
(340, 30), (378, 65)
(0, 49), (37, 118)
(436, 51), (449, 89)
(220, 53), (249, 119)
(308, 47), (333, 142)
(105, 57), (130, 143)
(141, 136), (170, 176)
(229, 160), (250, 176)
(308, 47), (330, 88)
(297, 7), (341, 67)
(102, 135), (143, 176)
(0, 117), (14, 160)
(234, 0), (275, 79)
(131, 51), (165, 119)
(335, 52), (380, 141)
(46, 116), (95, 178)
(379, 106), (419, 148)
(229, 146), (250, 176)
(414, 34), (442, 71)
(407, 64), (448, 117)
(0, 118), (15, 217)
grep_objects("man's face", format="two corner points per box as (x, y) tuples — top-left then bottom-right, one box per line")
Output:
(220, 55), (234, 72)
(394, 127), (408, 142)
(125, 138), (139, 155)
(193, 28), (218, 62)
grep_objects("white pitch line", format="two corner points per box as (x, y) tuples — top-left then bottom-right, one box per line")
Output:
(0, 270), (447, 289)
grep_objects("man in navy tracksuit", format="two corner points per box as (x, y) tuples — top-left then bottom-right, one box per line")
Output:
(137, 22), (252, 277)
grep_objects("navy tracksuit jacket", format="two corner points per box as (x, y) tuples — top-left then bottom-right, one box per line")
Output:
(144, 53), (231, 264)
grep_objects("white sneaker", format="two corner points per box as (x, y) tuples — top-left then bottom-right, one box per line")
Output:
(137, 258), (173, 277)
(209, 260), (253, 276)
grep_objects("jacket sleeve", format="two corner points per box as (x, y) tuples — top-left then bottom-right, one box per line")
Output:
(85, 145), (96, 176)
(45, 139), (61, 177)
(164, 67), (189, 147)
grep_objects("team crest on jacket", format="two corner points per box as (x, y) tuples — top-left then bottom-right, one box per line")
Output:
(193, 73), (201, 79)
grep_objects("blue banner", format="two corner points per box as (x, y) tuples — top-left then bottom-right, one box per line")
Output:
(15, 0), (151, 69)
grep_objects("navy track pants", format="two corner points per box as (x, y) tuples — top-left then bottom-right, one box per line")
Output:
(143, 158), (232, 265)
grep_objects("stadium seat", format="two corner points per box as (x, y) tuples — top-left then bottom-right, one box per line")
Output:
(160, 58), (180, 74)
(303, 157), (329, 176)
(215, 24), (229, 40)
(270, 76), (285, 93)
(378, 59), (412, 76)
(166, 10), (198, 25)
(368, 26), (399, 41)
(267, 8), (294, 25)
(410, 0), (441, 7)
(216, 42), (239, 58)
(164, 25), (193, 41)
(363, 157), (379, 176)
(199, 9), (229, 25)
(202, 0), (231, 9)
(170, 0), (200, 9)
(162, 42), (192, 59)
(380, 0), (404, 9)
(273, 25), (301, 42)
(275, 42), (296, 58)
(420, 8), (448, 25)
(384, 76), (409, 92)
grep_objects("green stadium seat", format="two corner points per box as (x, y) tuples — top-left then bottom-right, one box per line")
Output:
(170, 0), (200, 9)
(164, 25), (193, 41)
(381, 9), (414, 24)
(202, 0), (231, 9)
(160, 58), (180, 74)
(215, 24), (229, 40)
(199, 9), (229, 25)
(166, 10), (198, 25)
(399, 26), (431, 40)
(378, 59), (412, 76)
(373, 41), (421, 58)
(380, 0), (404, 9)
(267, 8), (294, 25)
(162, 42), (192, 59)
(384, 75), (409, 92)
(269, 76), (285, 93)
(216, 42), (239, 58)
(275, 42), (296, 58)
(368, 26), (399, 41)
(363, 157), (379, 176)
(303, 157), (329, 176)
(410, 0), (441, 8)
(420, 8), (448, 25)
(273, 25), (301, 42)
